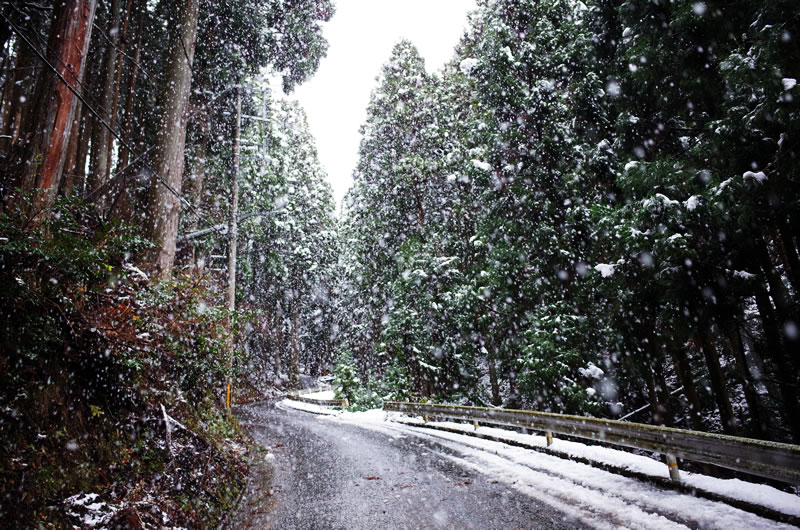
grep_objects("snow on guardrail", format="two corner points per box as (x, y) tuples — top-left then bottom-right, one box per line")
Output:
(287, 387), (348, 408)
(384, 401), (800, 485)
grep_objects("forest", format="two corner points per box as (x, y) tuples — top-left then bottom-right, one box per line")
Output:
(336, 0), (799, 444)
(1, 0), (798, 526)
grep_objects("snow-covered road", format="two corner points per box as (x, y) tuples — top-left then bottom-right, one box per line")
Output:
(231, 400), (799, 529)
(232, 400), (586, 528)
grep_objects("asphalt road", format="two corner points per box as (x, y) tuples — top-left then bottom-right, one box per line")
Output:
(230, 401), (585, 529)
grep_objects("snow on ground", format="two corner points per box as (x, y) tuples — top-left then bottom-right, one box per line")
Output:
(277, 399), (339, 415)
(280, 399), (800, 527)
(302, 389), (336, 400)
(65, 493), (119, 527)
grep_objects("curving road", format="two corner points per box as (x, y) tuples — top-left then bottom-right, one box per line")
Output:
(230, 401), (797, 530)
(230, 401), (585, 529)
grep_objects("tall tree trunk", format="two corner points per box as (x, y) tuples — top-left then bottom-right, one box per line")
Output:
(645, 337), (674, 427)
(106, 0), (133, 175)
(653, 365), (675, 427)
(89, 0), (121, 200)
(767, 221), (800, 296)
(1, 37), (35, 200)
(144, 0), (199, 277)
(12, 0), (97, 208)
(118, 4), (144, 170)
(75, 114), (92, 194)
(756, 238), (793, 326)
(60, 103), (83, 195)
(754, 290), (800, 442)
(669, 347), (704, 431)
(697, 330), (739, 435)
(718, 317), (766, 438)
(0, 6), (13, 52)
(223, 87), (241, 401)
(739, 325), (783, 413)
(777, 220), (800, 292)
(0, 44), (13, 136)
(6, 23), (38, 143)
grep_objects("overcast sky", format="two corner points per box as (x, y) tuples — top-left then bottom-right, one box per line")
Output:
(287, 0), (478, 209)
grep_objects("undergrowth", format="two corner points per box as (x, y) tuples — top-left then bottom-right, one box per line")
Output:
(0, 196), (252, 527)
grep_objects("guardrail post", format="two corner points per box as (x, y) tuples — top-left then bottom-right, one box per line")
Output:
(343, 399), (349, 408)
(473, 420), (479, 431)
(666, 454), (681, 482)
(546, 431), (553, 447)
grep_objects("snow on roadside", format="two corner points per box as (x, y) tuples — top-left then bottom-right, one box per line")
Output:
(64, 493), (119, 528)
(281, 403), (799, 526)
(396, 418), (800, 520)
(437, 446), (686, 530)
(302, 389), (336, 400)
(278, 399), (339, 415)
(399, 425), (795, 529)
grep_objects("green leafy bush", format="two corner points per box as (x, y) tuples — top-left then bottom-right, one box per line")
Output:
(0, 195), (249, 526)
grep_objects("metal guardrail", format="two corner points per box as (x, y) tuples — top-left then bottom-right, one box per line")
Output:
(287, 388), (348, 408)
(383, 401), (800, 484)
(294, 385), (332, 396)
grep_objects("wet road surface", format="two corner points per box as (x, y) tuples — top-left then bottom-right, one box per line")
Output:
(230, 401), (584, 529)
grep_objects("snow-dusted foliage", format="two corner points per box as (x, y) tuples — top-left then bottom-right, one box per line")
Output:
(334, 0), (800, 443)
(0, 0), (336, 525)
(237, 95), (339, 389)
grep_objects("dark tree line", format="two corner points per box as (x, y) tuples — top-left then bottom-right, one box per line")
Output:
(336, 0), (800, 443)
(0, 0), (333, 277)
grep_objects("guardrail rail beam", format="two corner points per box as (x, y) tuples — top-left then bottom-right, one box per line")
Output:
(383, 401), (800, 485)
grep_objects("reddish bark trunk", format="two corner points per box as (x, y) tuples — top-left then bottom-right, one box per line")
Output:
(118, 5), (144, 170)
(18, 0), (97, 205)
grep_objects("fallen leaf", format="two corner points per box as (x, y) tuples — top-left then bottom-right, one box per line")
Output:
(364, 476), (382, 480)
(274, 443), (284, 448)
(454, 481), (473, 486)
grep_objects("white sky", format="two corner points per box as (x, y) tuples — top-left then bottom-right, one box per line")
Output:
(287, 0), (478, 209)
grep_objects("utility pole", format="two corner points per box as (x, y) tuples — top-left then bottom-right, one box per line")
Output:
(225, 85), (241, 416)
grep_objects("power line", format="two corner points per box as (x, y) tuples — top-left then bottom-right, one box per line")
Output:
(91, 18), (158, 89)
(6, 2), (123, 132)
(0, 10), (212, 228)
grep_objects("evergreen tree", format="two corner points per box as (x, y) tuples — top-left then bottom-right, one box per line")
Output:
(333, 349), (361, 404)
